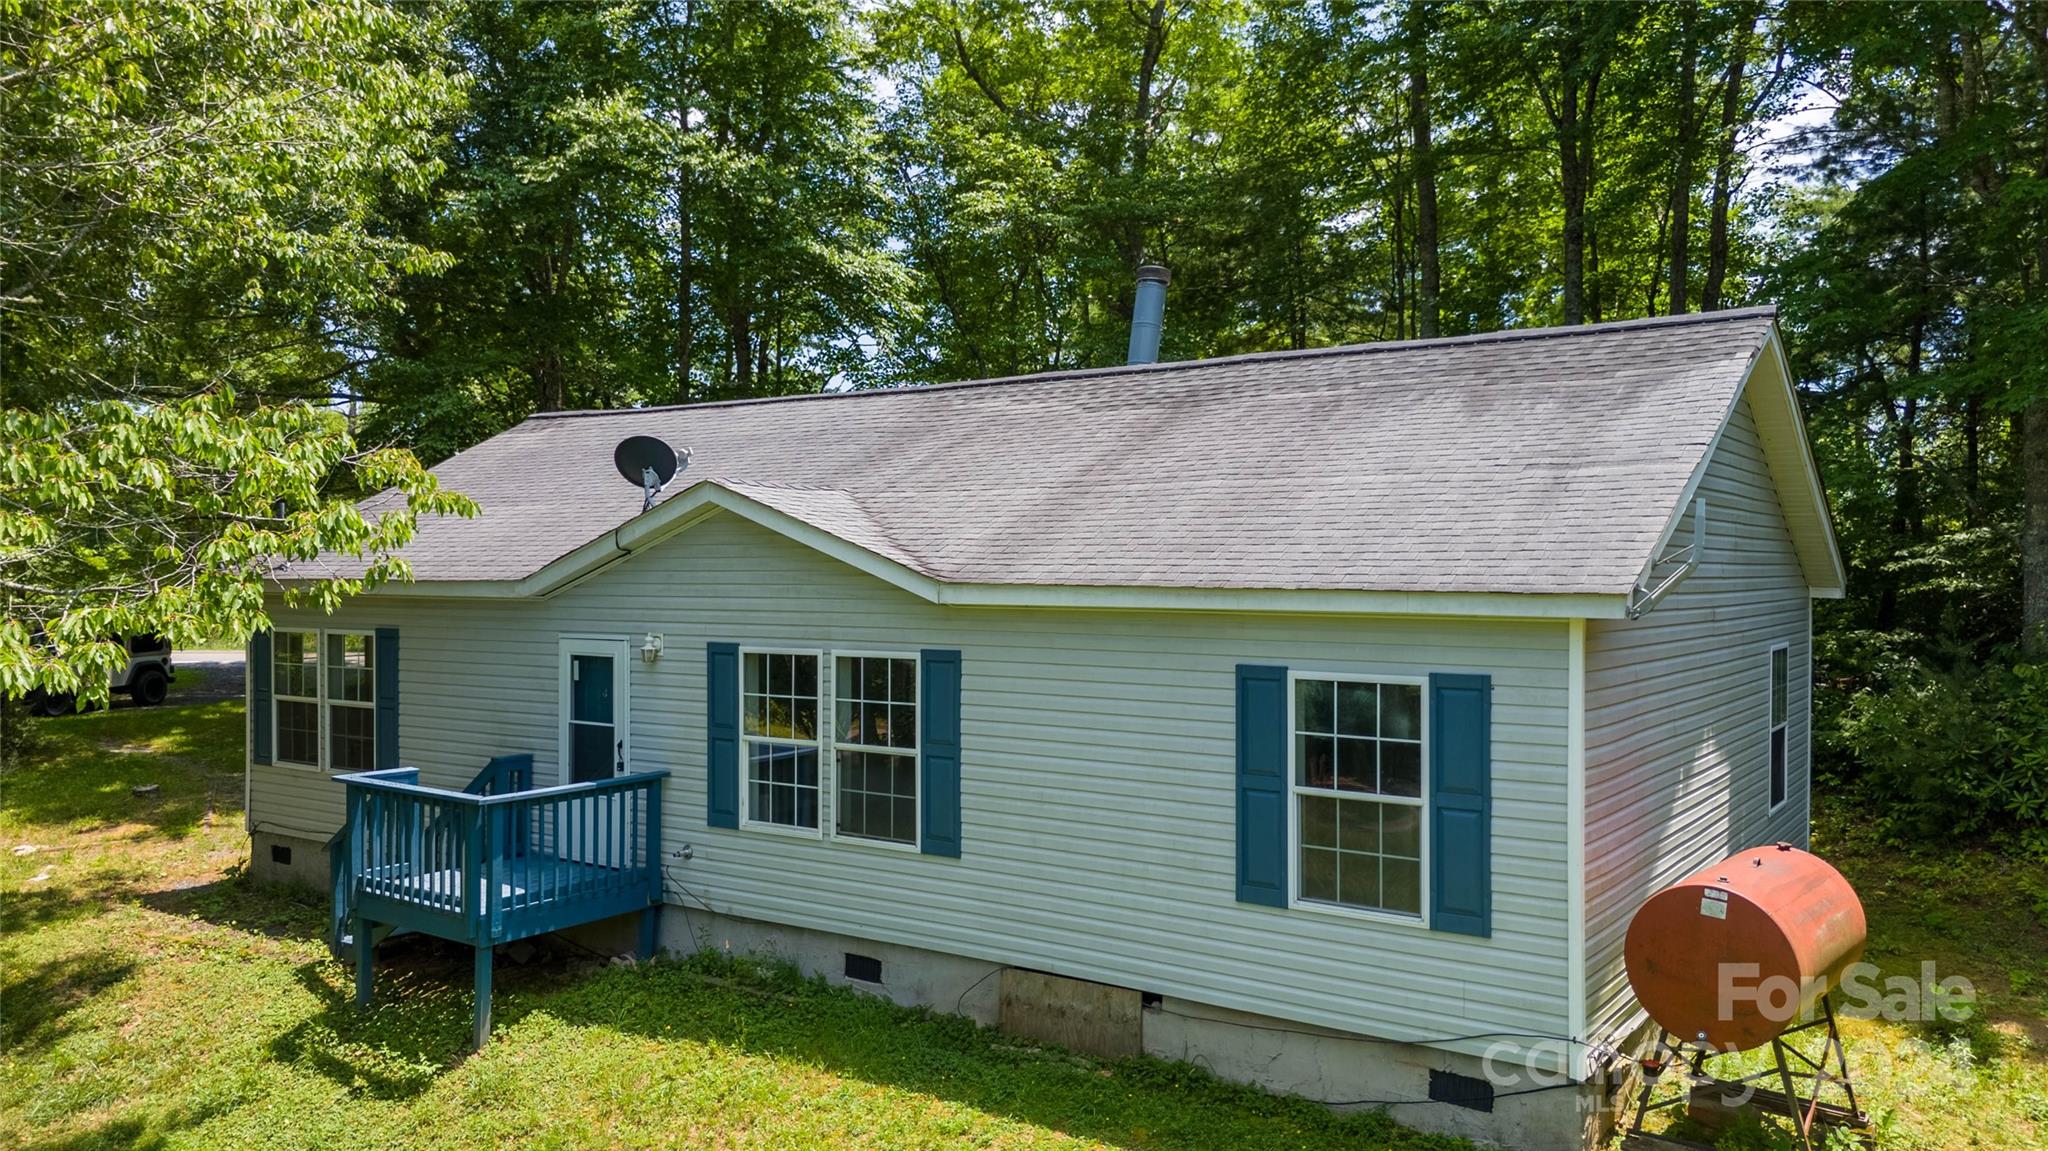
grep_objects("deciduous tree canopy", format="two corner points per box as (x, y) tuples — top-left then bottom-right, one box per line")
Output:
(4, 0), (2046, 839)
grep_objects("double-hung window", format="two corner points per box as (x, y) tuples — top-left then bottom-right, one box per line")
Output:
(1290, 673), (1426, 918)
(273, 631), (322, 767)
(741, 650), (822, 831)
(1768, 645), (1789, 811)
(271, 629), (375, 771)
(735, 648), (921, 847)
(834, 654), (918, 846)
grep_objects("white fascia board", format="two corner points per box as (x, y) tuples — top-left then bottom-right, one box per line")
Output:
(1637, 324), (1846, 601)
(936, 581), (1628, 619)
(520, 482), (945, 603)
(1758, 328), (1849, 593)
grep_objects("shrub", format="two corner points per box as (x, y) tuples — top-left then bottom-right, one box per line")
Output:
(1832, 656), (2048, 847)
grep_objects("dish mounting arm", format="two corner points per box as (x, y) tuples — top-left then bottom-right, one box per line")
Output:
(1627, 498), (1705, 620)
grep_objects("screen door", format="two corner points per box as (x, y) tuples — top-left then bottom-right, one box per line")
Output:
(557, 638), (631, 864)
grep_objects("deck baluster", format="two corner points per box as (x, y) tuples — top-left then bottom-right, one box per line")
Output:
(335, 765), (667, 1047)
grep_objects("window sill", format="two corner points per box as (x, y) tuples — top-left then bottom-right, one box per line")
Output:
(269, 759), (325, 773)
(1287, 896), (1429, 930)
(738, 820), (823, 842)
(829, 832), (920, 854)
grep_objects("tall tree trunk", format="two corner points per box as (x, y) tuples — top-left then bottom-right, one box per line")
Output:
(1668, 4), (1698, 315)
(1701, 13), (1753, 312)
(1541, 10), (1609, 326)
(669, 0), (696, 406)
(730, 304), (753, 394)
(2025, 3), (2048, 654)
(1899, 217), (1929, 543)
(1392, 157), (1407, 338)
(1558, 77), (1587, 325)
(1964, 392), (1982, 524)
(1407, 0), (1440, 338)
(1123, 0), (1169, 272)
(676, 188), (693, 403)
(1585, 57), (1606, 325)
(2028, 400), (2048, 655)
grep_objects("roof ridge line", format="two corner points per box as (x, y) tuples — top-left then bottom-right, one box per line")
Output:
(524, 306), (1780, 422)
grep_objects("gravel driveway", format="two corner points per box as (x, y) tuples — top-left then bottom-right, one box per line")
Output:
(169, 649), (245, 705)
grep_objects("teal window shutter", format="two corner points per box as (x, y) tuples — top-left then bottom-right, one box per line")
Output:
(1235, 664), (1288, 907)
(249, 630), (273, 765)
(919, 649), (962, 857)
(374, 628), (400, 771)
(1429, 672), (1492, 937)
(706, 642), (739, 828)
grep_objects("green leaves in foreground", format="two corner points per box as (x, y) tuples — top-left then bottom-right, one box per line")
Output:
(0, 391), (475, 701)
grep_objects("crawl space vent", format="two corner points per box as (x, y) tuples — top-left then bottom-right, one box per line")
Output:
(843, 953), (882, 984)
(1428, 1069), (1495, 1112)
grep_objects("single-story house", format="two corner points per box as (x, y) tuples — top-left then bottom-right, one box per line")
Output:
(244, 306), (1842, 1151)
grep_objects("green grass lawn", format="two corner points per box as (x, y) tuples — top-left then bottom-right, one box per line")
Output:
(3, 696), (2045, 1151)
(1, 698), (1465, 1151)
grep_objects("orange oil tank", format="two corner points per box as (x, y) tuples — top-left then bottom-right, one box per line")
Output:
(1623, 843), (1866, 1051)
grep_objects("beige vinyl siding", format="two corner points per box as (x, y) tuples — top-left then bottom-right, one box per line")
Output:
(249, 511), (1576, 1058)
(1581, 396), (1812, 1046)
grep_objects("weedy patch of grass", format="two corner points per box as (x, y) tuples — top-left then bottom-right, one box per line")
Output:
(3, 699), (1468, 1150)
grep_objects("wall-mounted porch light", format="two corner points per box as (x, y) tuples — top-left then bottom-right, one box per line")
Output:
(641, 633), (664, 663)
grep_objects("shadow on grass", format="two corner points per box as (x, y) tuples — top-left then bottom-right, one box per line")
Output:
(264, 949), (478, 1101)
(0, 870), (140, 934)
(261, 933), (600, 1102)
(0, 947), (138, 1055)
(2, 701), (246, 838)
(139, 871), (331, 946)
(16, 1101), (239, 1151)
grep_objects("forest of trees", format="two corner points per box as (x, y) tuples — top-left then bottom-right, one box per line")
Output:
(4, 0), (2047, 843)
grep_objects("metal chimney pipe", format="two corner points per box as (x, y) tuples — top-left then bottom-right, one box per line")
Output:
(1126, 264), (1171, 365)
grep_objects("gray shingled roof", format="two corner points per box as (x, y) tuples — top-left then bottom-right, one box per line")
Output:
(327, 309), (1779, 597)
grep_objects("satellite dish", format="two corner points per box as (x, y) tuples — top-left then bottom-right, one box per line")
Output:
(613, 435), (687, 512)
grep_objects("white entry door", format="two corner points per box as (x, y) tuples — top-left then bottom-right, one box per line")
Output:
(558, 637), (631, 865)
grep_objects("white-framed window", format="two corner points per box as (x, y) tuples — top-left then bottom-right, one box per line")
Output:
(733, 647), (924, 849)
(834, 653), (919, 848)
(1288, 672), (1427, 920)
(1768, 644), (1789, 812)
(740, 649), (823, 834)
(326, 632), (377, 773)
(272, 629), (375, 771)
(272, 630), (322, 768)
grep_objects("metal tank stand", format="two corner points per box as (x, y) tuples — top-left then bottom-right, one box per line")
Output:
(1619, 994), (1871, 1151)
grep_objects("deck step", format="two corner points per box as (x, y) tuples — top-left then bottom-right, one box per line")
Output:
(329, 923), (408, 959)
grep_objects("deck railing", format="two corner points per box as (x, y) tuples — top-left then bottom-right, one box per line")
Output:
(334, 765), (666, 946)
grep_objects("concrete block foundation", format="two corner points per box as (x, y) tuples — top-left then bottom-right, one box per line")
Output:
(661, 907), (1607, 1151)
(248, 830), (330, 890)
(263, 829), (1609, 1150)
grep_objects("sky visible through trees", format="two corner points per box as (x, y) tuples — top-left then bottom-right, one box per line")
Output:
(5, 2), (2048, 838)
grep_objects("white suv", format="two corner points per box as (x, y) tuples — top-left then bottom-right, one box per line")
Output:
(25, 634), (174, 716)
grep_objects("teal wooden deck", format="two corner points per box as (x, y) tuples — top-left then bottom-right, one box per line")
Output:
(330, 755), (668, 1047)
